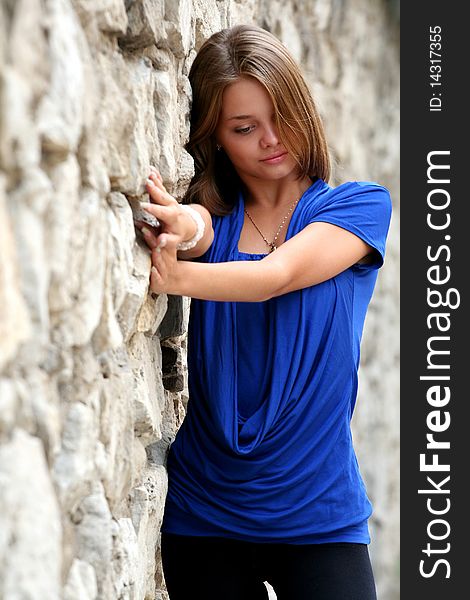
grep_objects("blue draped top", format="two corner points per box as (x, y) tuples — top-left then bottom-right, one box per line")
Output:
(161, 178), (392, 544)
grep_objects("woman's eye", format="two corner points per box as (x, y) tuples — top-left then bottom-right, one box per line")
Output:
(235, 126), (254, 135)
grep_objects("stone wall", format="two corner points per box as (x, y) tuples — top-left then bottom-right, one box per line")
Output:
(0, 1), (399, 599)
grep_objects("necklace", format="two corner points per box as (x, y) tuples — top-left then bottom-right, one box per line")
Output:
(244, 197), (300, 252)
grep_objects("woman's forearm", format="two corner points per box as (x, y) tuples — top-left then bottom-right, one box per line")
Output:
(173, 259), (285, 302)
(176, 204), (215, 260)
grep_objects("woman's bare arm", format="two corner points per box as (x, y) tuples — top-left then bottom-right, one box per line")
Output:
(150, 221), (374, 302)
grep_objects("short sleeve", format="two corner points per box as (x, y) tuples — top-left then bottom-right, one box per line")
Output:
(305, 181), (392, 270)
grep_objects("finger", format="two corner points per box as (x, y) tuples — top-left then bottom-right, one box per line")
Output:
(149, 166), (163, 182)
(157, 235), (167, 251)
(147, 168), (166, 191)
(164, 232), (180, 248)
(151, 238), (168, 261)
(156, 232), (180, 251)
(148, 171), (165, 191)
(145, 179), (177, 206)
(135, 219), (159, 232)
(139, 202), (180, 229)
(150, 265), (164, 293)
(152, 250), (168, 283)
(141, 226), (159, 249)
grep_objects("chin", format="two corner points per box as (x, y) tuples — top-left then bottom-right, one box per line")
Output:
(261, 164), (298, 179)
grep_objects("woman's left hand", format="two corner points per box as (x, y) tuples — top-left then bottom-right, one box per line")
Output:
(149, 232), (181, 295)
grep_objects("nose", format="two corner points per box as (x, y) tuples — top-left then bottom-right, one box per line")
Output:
(260, 123), (279, 148)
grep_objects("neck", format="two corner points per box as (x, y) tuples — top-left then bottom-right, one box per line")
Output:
(242, 175), (315, 210)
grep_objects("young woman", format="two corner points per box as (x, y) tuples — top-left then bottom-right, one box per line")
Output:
(137, 24), (392, 600)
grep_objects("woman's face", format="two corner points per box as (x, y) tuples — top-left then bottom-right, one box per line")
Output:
(215, 77), (298, 185)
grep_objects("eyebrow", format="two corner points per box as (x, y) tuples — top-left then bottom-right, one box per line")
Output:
(226, 114), (254, 121)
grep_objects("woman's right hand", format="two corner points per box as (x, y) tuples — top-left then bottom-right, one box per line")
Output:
(136, 167), (197, 251)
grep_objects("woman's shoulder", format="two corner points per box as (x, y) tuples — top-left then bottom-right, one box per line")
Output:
(296, 179), (392, 232)
(320, 179), (390, 197)
(304, 179), (391, 211)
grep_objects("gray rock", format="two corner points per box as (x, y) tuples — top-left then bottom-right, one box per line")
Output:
(0, 1), (399, 598)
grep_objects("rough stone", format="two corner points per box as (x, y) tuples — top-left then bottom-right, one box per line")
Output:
(52, 398), (101, 509)
(0, 1), (399, 598)
(63, 558), (98, 600)
(74, 481), (114, 598)
(0, 430), (62, 600)
(0, 177), (30, 371)
(37, 0), (86, 157)
(0, 0), (49, 172)
(119, 0), (166, 51)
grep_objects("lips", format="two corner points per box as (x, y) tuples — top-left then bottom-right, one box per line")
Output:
(261, 151), (288, 162)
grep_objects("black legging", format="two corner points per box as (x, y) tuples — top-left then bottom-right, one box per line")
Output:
(161, 532), (377, 599)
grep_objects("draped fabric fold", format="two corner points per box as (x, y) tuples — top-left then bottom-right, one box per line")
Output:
(162, 179), (392, 543)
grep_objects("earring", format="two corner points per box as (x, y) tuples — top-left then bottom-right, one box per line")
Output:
(216, 144), (222, 151)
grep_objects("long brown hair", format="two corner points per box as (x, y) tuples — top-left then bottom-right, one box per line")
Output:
(183, 24), (331, 215)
